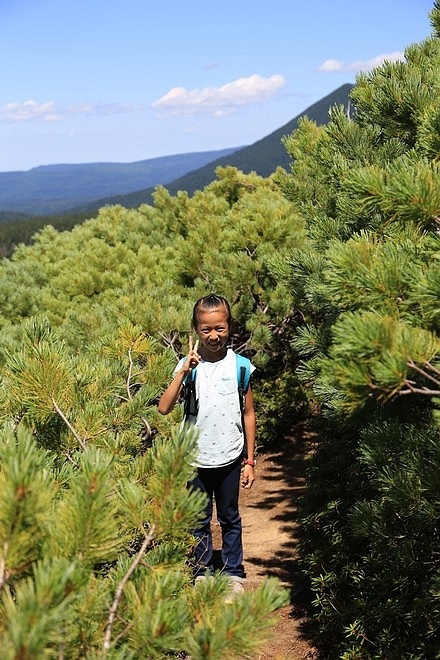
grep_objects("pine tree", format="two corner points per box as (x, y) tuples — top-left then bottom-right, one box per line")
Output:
(273, 3), (440, 657)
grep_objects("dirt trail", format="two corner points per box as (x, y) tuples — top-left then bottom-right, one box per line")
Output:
(214, 428), (318, 659)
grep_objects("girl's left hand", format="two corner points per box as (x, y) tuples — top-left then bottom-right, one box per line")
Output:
(241, 465), (255, 489)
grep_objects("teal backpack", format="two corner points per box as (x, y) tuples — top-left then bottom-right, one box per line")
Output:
(183, 353), (251, 420)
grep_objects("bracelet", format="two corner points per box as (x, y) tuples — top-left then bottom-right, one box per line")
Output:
(243, 458), (256, 466)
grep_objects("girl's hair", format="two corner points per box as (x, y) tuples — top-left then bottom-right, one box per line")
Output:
(192, 293), (232, 329)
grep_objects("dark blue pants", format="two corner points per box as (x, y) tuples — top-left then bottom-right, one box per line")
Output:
(189, 457), (244, 578)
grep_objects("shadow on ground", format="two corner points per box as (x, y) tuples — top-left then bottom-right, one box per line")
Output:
(240, 423), (318, 649)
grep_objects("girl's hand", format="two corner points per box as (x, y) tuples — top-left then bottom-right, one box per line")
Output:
(158, 336), (200, 416)
(181, 336), (200, 374)
(241, 464), (255, 489)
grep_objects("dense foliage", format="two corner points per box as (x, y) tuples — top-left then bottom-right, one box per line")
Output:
(0, 168), (299, 657)
(273, 3), (440, 657)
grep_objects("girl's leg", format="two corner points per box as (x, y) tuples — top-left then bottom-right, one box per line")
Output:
(214, 458), (244, 578)
(188, 470), (214, 577)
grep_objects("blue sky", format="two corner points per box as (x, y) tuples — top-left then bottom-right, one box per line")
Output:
(0, 0), (435, 172)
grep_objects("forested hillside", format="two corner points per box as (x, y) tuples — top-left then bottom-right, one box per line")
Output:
(0, 148), (240, 215)
(0, 2), (439, 658)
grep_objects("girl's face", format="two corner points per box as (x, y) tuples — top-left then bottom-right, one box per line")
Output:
(194, 305), (230, 357)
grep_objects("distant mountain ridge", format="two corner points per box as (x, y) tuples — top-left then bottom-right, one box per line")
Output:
(0, 149), (241, 216)
(0, 83), (353, 218)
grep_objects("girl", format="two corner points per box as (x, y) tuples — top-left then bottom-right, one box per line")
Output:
(158, 294), (256, 592)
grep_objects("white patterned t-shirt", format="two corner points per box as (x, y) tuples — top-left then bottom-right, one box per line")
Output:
(175, 348), (255, 468)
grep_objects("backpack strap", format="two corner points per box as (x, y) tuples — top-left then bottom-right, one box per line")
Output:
(235, 354), (251, 459)
(183, 368), (198, 418)
(235, 354), (251, 415)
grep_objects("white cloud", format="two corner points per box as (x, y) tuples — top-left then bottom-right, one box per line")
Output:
(151, 74), (286, 117)
(318, 51), (404, 73)
(0, 100), (141, 122)
(0, 100), (63, 122)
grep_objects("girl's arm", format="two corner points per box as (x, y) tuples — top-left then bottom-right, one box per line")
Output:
(157, 368), (187, 415)
(241, 386), (256, 489)
(158, 338), (199, 415)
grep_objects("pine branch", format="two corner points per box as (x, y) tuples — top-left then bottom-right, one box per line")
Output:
(51, 397), (86, 451)
(126, 347), (135, 401)
(102, 524), (156, 653)
(408, 359), (440, 385)
(0, 541), (7, 591)
(125, 347), (153, 437)
(400, 382), (440, 396)
(158, 331), (180, 355)
(399, 360), (440, 396)
(63, 451), (79, 468)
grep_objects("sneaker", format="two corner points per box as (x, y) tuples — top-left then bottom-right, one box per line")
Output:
(225, 576), (244, 603)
